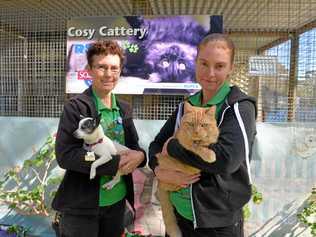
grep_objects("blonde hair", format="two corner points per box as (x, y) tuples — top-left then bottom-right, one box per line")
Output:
(197, 33), (235, 64)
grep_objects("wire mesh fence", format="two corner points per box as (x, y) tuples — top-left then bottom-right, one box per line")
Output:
(0, 0), (315, 121)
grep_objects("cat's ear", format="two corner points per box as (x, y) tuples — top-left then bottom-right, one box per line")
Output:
(183, 101), (194, 113)
(206, 106), (216, 116)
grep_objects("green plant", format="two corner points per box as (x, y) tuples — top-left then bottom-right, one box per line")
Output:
(0, 135), (62, 216)
(297, 188), (316, 236)
(243, 185), (263, 221)
(0, 224), (28, 236)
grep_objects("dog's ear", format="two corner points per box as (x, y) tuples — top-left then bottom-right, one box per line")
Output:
(95, 113), (102, 127)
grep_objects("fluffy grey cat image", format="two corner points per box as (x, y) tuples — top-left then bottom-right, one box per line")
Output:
(122, 16), (211, 83)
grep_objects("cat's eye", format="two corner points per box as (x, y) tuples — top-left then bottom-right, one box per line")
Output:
(161, 60), (170, 68)
(178, 63), (186, 70)
(201, 123), (208, 128)
(186, 122), (194, 127)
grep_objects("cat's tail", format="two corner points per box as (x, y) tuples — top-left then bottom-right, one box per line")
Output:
(157, 184), (182, 237)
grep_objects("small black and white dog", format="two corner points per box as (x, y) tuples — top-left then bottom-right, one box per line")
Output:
(73, 115), (129, 189)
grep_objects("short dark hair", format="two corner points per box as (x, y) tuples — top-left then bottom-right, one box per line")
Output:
(86, 40), (125, 68)
(197, 33), (235, 64)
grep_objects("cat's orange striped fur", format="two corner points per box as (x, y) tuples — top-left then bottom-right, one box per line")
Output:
(157, 101), (219, 237)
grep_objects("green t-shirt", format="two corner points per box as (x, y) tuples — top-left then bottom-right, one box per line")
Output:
(170, 81), (231, 221)
(92, 90), (127, 206)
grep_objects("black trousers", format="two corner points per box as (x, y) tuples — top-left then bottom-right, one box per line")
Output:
(59, 199), (125, 237)
(166, 211), (244, 237)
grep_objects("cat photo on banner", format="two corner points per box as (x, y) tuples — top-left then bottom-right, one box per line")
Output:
(65, 15), (222, 95)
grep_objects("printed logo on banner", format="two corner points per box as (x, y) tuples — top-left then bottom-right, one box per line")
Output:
(77, 70), (93, 87)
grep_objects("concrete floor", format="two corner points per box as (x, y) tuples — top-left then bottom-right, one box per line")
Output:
(129, 168), (165, 236)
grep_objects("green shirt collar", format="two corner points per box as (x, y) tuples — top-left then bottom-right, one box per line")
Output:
(92, 89), (119, 111)
(189, 81), (231, 107)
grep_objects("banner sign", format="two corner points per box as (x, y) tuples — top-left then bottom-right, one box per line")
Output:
(66, 16), (219, 94)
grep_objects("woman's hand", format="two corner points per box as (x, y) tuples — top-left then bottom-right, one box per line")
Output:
(154, 166), (200, 188)
(118, 150), (144, 175)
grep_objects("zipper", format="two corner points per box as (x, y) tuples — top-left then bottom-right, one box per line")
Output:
(190, 183), (198, 228)
(218, 99), (231, 127)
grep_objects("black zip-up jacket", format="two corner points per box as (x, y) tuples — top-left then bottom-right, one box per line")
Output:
(52, 87), (146, 215)
(149, 86), (257, 228)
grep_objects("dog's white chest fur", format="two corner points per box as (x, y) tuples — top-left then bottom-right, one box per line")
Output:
(74, 119), (129, 188)
(92, 135), (118, 157)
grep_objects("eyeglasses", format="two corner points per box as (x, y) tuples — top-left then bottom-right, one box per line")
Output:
(92, 64), (120, 74)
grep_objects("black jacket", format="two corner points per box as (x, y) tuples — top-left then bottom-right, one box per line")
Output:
(149, 86), (257, 228)
(52, 87), (146, 215)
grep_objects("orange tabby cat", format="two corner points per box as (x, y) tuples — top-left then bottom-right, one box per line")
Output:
(157, 101), (219, 237)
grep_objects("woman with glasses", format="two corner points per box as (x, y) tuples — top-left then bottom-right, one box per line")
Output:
(52, 40), (146, 237)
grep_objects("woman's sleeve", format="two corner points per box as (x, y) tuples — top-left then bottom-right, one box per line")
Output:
(167, 101), (256, 174)
(148, 108), (178, 172)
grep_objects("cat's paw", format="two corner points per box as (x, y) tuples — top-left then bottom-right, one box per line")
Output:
(199, 148), (216, 163)
(148, 72), (162, 82)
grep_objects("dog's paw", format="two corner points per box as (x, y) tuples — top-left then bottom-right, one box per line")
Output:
(90, 170), (96, 179)
(103, 180), (116, 190)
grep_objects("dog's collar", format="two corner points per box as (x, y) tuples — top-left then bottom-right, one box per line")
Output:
(85, 138), (103, 147)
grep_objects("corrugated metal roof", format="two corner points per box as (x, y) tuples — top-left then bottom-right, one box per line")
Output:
(0, 0), (315, 50)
